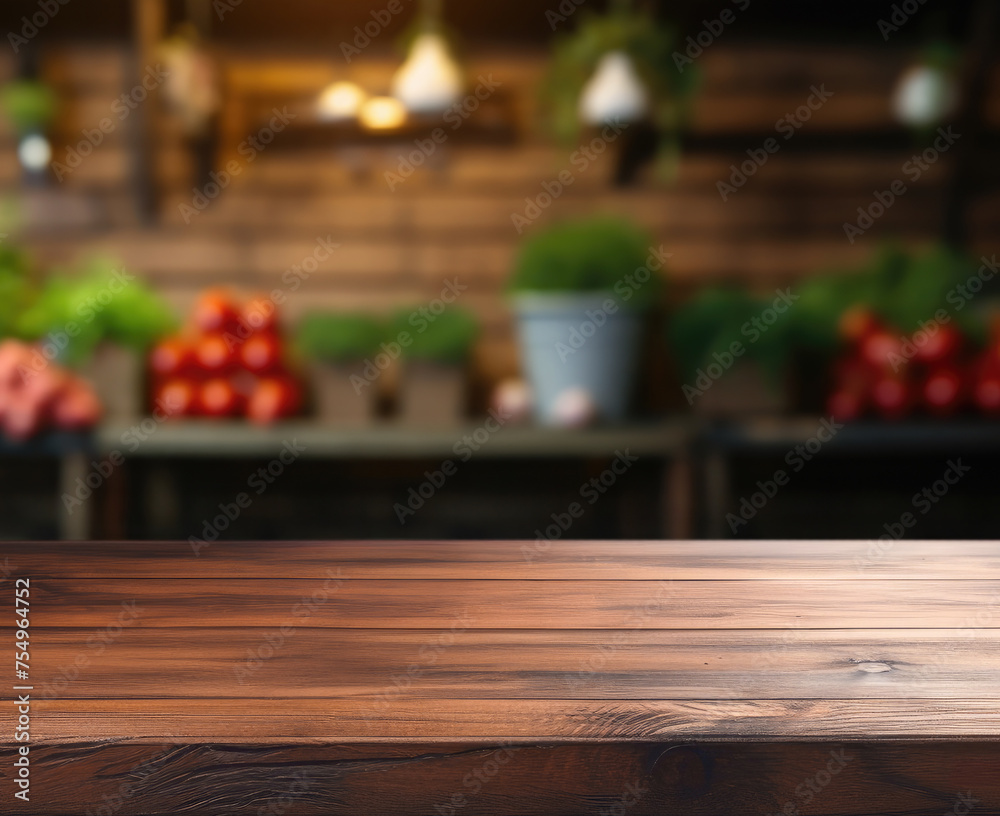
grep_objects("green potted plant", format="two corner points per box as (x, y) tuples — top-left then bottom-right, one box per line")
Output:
(295, 312), (385, 424)
(669, 288), (792, 415)
(1, 79), (58, 182)
(395, 307), (478, 425)
(17, 257), (177, 421)
(542, 0), (696, 180)
(509, 216), (660, 425)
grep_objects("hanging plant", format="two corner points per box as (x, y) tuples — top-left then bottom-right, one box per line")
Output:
(541, 0), (698, 179)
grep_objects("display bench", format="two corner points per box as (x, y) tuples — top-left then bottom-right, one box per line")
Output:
(1, 539), (998, 814)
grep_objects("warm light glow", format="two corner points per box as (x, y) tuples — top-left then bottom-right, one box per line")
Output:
(359, 96), (407, 130)
(317, 81), (367, 121)
(18, 133), (52, 172)
(392, 33), (463, 114)
(579, 51), (649, 126)
(893, 65), (957, 127)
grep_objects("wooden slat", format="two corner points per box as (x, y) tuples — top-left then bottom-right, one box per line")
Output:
(0, 741), (996, 816)
(22, 578), (1000, 629)
(6, 540), (1000, 580)
(8, 697), (1000, 742)
(23, 628), (1000, 700)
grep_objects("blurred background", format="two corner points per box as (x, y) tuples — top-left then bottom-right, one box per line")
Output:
(0, 0), (998, 542)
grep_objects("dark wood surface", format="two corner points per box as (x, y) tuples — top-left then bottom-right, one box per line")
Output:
(1, 540), (999, 814)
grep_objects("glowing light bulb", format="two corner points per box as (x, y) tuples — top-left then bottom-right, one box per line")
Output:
(392, 33), (463, 114)
(893, 65), (958, 127)
(18, 133), (51, 172)
(359, 96), (407, 130)
(579, 51), (649, 125)
(317, 81), (367, 121)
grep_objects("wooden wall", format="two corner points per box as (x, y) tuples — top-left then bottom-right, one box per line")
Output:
(2, 42), (999, 393)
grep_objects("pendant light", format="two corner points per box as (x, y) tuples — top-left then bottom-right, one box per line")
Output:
(391, 0), (463, 114)
(579, 50), (649, 125)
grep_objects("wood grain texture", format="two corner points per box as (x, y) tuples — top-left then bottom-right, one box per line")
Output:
(5, 539), (1000, 579)
(2, 539), (1000, 813)
(0, 742), (997, 816)
(21, 577), (1000, 630)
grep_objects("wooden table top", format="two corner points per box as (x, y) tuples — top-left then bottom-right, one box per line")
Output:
(3, 539), (1000, 746)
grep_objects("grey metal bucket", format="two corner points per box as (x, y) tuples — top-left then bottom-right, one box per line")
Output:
(512, 292), (644, 425)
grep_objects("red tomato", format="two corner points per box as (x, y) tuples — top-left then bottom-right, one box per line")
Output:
(871, 375), (912, 420)
(240, 333), (282, 374)
(973, 375), (1000, 414)
(922, 366), (964, 416)
(247, 377), (301, 425)
(912, 325), (962, 365)
(198, 378), (241, 418)
(861, 331), (903, 370)
(154, 378), (197, 418)
(241, 294), (278, 334)
(192, 289), (241, 335)
(195, 334), (237, 375)
(150, 336), (195, 378)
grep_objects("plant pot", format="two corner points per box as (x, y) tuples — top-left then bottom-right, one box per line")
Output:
(512, 292), (644, 425)
(399, 361), (465, 425)
(81, 343), (142, 423)
(309, 361), (375, 425)
(691, 360), (787, 416)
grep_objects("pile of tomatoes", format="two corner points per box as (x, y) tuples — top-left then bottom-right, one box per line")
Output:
(826, 307), (1000, 421)
(149, 289), (302, 425)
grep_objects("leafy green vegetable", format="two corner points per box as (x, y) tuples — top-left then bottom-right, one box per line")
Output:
(296, 313), (385, 361)
(669, 288), (791, 386)
(16, 257), (177, 366)
(509, 217), (660, 308)
(0, 246), (35, 339)
(394, 307), (478, 364)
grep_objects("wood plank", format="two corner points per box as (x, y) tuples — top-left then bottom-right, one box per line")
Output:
(8, 697), (1000, 742)
(23, 578), (1000, 629)
(5, 540), (1000, 580)
(0, 741), (995, 816)
(23, 628), (1000, 700)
